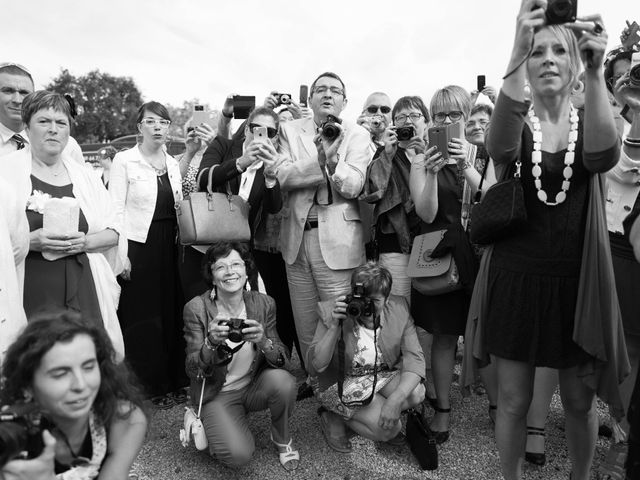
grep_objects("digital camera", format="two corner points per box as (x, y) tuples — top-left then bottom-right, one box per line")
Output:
(180, 407), (208, 451)
(396, 125), (415, 142)
(545, 0), (577, 25)
(274, 93), (292, 106)
(344, 283), (374, 320)
(321, 114), (343, 141)
(219, 318), (249, 343)
(630, 52), (640, 88)
(0, 404), (45, 468)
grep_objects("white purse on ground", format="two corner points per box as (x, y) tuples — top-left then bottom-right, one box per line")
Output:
(179, 378), (208, 450)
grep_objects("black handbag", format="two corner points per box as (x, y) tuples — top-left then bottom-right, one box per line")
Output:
(469, 158), (528, 245)
(405, 405), (438, 470)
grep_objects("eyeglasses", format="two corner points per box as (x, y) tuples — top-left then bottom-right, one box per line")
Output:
(213, 260), (245, 274)
(249, 123), (278, 138)
(366, 105), (391, 114)
(141, 118), (170, 127)
(312, 85), (345, 97)
(394, 113), (423, 125)
(433, 111), (463, 123)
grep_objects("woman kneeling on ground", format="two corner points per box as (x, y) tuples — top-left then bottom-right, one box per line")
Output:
(0, 311), (147, 479)
(309, 262), (425, 452)
(182, 241), (299, 471)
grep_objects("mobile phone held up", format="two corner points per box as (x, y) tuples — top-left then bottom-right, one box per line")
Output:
(232, 95), (256, 120)
(477, 75), (486, 92)
(192, 105), (211, 128)
(299, 85), (309, 107)
(253, 126), (268, 142)
(428, 122), (463, 160)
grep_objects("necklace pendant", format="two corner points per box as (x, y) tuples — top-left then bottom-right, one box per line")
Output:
(565, 152), (575, 164)
(555, 191), (567, 204)
(533, 131), (542, 143)
(537, 190), (548, 202)
(532, 151), (542, 163)
(534, 179), (542, 189)
(563, 166), (573, 178)
(532, 165), (542, 177)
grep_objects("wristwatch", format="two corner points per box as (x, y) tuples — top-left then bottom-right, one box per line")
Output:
(260, 338), (274, 353)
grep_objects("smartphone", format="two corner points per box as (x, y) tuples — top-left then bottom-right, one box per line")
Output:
(232, 95), (256, 119)
(192, 105), (211, 127)
(299, 85), (309, 107)
(622, 21), (640, 49)
(477, 75), (486, 92)
(428, 122), (463, 160)
(253, 126), (268, 142)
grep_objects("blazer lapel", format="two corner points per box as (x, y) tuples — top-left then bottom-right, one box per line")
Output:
(299, 118), (317, 160)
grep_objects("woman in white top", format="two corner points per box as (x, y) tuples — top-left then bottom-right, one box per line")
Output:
(109, 101), (187, 409)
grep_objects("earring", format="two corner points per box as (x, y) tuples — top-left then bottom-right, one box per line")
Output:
(23, 391), (33, 403)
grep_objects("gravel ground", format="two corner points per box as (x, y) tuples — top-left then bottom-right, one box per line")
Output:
(132, 354), (611, 480)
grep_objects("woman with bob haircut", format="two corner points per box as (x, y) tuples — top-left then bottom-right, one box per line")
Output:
(109, 101), (187, 410)
(309, 262), (425, 452)
(473, 2), (627, 478)
(0, 90), (126, 359)
(182, 241), (299, 471)
(0, 311), (147, 479)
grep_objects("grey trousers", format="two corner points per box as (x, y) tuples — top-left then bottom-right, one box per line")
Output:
(201, 368), (296, 467)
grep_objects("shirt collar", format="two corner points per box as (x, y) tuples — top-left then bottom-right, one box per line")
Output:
(0, 122), (28, 144)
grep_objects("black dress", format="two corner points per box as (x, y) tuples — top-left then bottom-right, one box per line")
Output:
(24, 176), (102, 325)
(117, 173), (187, 397)
(411, 164), (471, 336)
(484, 112), (593, 368)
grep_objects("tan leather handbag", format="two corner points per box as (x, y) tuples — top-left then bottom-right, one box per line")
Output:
(407, 230), (462, 296)
(176, 165), (250, 245)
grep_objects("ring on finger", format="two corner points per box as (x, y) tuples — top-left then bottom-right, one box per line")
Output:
(593, 22), (604, 35)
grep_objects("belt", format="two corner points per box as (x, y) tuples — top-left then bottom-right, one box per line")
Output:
(304, 219), (319, 230)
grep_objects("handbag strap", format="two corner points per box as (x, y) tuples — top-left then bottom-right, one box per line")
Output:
(196, 376), (206, 418)
(337, 319), (378, 407)
(207, 164), (234, 196)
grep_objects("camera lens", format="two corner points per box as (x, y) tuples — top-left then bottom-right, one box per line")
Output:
(322, 124), (340, 140)
(346, 303), (362, 318)
(630, 63), (640, 87)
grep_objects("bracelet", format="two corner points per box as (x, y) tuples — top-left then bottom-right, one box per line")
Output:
(222, 111), (233, 119)
(204, 336), (218, 351)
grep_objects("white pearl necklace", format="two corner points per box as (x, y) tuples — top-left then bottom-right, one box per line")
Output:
(528, 104), (579, 206)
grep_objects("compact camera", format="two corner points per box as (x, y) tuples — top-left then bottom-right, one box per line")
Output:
(0, 404), (45, 468)
(180, 407), (208, 450)
(630, 52), (640, 88)
(219, 318), (249, 343)
(273, 93), (292, 106)
(321, 114), (343, 141)
(396, 125), (415, 142)
(545, 0), (577, 25)
(344, 283), (374, 320)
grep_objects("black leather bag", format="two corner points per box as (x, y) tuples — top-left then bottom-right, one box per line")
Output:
(469, 159), (528, 245)
(405, 406), (438, 470)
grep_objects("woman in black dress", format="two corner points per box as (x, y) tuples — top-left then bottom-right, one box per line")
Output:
(483, 2), (621, 478)
(109, 101), (187, 408)
(409, 85), (476, 444)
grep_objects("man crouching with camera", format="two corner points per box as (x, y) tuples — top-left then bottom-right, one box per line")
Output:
(308, 262), (425, 452)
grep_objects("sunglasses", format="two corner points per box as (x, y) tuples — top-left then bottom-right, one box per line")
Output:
(366, 105), (391, 114)
(249, 123), (278, 138)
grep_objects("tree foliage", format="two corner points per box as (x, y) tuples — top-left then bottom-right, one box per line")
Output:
(46, 69), (144, 143)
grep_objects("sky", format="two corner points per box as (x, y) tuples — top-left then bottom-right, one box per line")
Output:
(4, 0), (632, 125)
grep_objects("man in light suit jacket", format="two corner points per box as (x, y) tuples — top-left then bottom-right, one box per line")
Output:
(277, 72), (372, 383)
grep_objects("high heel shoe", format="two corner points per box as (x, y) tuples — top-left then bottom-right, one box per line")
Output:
(430, 405), (451, 444)
(525, 426), (546, 466)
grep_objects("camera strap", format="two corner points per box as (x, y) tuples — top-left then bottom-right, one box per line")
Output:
(337, 320), (378, 407)
(201, 296), (245, 367)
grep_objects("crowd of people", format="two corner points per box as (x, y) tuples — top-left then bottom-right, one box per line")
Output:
(1, 1), (640, 479)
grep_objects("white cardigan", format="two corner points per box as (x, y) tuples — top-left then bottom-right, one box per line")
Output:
(109, 146), (183, 245)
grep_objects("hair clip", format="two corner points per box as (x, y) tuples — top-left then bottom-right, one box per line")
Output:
(64, 94), (77, 119)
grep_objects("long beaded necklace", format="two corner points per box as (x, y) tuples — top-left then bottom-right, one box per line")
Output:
(527, 103), (579, 206)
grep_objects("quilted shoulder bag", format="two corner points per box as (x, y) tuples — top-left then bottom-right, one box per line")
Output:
(469, 158), (528, 245)
(407, 229), (462, 296)
(176, 164), (251, 245)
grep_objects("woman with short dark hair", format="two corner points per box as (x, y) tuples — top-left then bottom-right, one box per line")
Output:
(109, 100), (187, 409)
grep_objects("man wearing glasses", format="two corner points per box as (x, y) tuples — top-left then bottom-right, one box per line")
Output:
(357, 92), (393, 154)
(277, 72), (371, 401)
(0, 62), (84, 162)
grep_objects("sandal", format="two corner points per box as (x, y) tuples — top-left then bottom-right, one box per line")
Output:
(270, 433), (300, 471)
(525, 426), (546, 466)
(597, 441), (628, 480)
(151, 394), (175, 410)
(430, 405), (451, 445)
(317, 407), (352, 453)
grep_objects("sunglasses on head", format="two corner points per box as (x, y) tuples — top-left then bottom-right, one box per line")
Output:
(249, 123), (278, 138)
(366, 105), (391, 114)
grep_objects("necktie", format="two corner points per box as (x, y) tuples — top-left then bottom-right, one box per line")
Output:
(11, 133), (26, 150)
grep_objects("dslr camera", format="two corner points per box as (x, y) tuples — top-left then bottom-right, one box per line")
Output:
(273, 93), (292, 106)
(344, 283), (374, 320)
(321, 114), (343, 141)
(0, 404), (45, 468)
(545, 0), (577, 25)
(219, 318), (249, 343)
(396, 125), (415, 142)
(630, 52), (640, 88)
